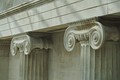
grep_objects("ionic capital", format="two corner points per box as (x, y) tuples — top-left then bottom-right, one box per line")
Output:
(10, 35), (51, 56)
(64, 20), (119, 52)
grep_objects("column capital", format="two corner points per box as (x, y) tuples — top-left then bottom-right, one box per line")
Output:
(64, 19), (119, 52)
(10, 34), (51, 56)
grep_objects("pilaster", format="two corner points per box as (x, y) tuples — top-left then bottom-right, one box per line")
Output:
(10, 34), (51, 80)
(64, 18), (120, 80)
(0, 40), (10, 80)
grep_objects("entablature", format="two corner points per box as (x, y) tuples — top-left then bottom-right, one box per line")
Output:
(0, 0), (119, 38)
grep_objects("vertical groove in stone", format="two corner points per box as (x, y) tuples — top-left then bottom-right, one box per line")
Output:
(0, 44), (9, 57)
(36, 51), (39, 80)
(112, 44), (117, 80)
(23, 49), (48, 80)
(107, 44), (112, 80)
(39, 51), (41, 80)
(83, 45), (86, 80)
(33, 51), (35, 80)
(95, 47), (101, 80)
(41, 51), (43, 80)
(101, 44), (105, 80)
(90, 47), (95, 80)
(23, 54), (25, 80)
(116, 45), (120, 80)
(95, 42), (120, 80)
(79, 42), (120, 80)
(25, 55), (28, 80)
(80, 43), (94, 80)
(30, 51), (33, 80)
(19, 52), (25, 80)
(86, 45), (90, 80)
(80, 45), (84, 80)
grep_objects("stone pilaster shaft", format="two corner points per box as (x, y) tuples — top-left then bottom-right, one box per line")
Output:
(10, 34), (50, 80)
(64, 19), (120, 80)
(95, 42), (120, 80)
(80, 43), (91, 80)
(24, 49), (48, 80)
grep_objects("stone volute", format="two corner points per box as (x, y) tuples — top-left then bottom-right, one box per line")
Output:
(64, 18), (120, 80)
(10, 34), (51, 56)
(64, 18), (120, 52)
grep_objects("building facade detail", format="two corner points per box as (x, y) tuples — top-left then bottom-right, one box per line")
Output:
(10, 34), (51, 56)
(64, 19), (119, 52)
(10, 34), (51, 80)
(64, 19), (120, 80)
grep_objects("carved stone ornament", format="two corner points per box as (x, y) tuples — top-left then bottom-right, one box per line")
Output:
(10, 35), (51, 56)
(64, 19), (119, 52)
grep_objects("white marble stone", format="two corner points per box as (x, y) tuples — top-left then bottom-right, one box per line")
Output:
(9, 53), (20, 80)
(0, 0), (119, 38)
(58, 0), (107, 15)
(0, 24), (10, 31)
(28, 2), (55, 16)
(63, 18), (120, 80)
(10, 18), (30, 28)
(11, 25), (32, 35)
(55, 0), (107, 8)
(8, 11), (28, 22)
(0, 30), (11, 37)
(44, 17), (61, 27)
(41, 9), (58, 20)
(30, 14), (42, 23)
(108, 1), (120, 14)
(32, 21), (48, 30)
(61, 5), (107, 24)
(36, 2), (55, 13)
(27, 7), (38, 16)
(10, 34), (51, 56)
(55, 0), (83, 7)
(108, 0), (119, 3)
(0, 18), (8, 25)
(31, 17), (61, 31)
(9, 34), (51, 80)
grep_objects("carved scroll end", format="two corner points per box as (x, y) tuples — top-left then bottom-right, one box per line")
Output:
(10, 35), (31, 56)
(10, 35), (51, 56)
(64, 26), (76, 52)
(64, 22), (106, 52)
(89, 22), (105, 49)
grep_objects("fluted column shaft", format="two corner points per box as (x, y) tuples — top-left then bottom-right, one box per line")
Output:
(79, 42), (95, 80)
(80, 42), (90, 80)
(95, 42), (120, 80)
(10, 35), (51, 80)
(22, 49), (48, 80)
(64, 19), (120, 80)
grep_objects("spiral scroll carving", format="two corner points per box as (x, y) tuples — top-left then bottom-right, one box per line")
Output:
(64, 22), (105, 52)
(11, 43), (17, 56)
(64, 26), (77, 52)
(64, 32), (76, 52)
(10, 35), (51, 56)
(23, 38), (31, 55)
(10, 35), (31, 56)
(89, 22), (105, 49)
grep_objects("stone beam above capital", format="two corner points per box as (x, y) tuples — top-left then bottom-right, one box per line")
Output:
(64, 19), (120, 52)
(10, 34), (51, 56)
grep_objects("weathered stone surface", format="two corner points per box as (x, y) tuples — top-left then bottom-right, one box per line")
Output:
(63, 18), (120, 80)
(10, 34), (51, 56)
(0, 42), (10, 80)
(0, 0), (119, 38)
